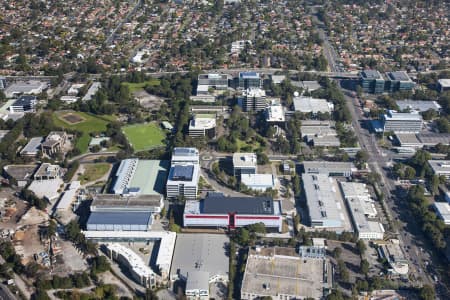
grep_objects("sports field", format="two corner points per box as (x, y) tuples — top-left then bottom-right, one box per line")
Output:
(122, 122), (166, 152)
(52, 111), (115, 153)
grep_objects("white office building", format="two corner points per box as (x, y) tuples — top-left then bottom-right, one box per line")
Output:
(265, 99), (285, 123)
(293, 96), (334, 115)
(233, 153), (257, 176)
(241, 174), (276, 191)
(428, 160), (450, 180)
(188, 114), (216, 138)
(381, 110), (423, 133)
(166, 148), (200, 200)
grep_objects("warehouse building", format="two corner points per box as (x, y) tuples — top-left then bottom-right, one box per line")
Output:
(4, 81), (48, 98)
(428, 160), (450, 180)
(112, 159), (168, 196)
(170, 233), (229, 284)
(188, 114), (216, 138)
(302, 174), (348, 229)
(87, 211), (153, 231)
(106, 243), (156, 288)
(233, 152), (257, 176)
(240, 247), (332, 300)
(293, 96), (334, 115)
(183, 192), (282, 231)
(340, 182), (384, 240)
(166, 148), (200, 200)
(301, 122), (340, 147)
(241, 174), (276, 191)
(302, 161), (356, 177)
(433, 202), (450, 225)
(381, 110), (423, 133)
(90, 194), (164, 214)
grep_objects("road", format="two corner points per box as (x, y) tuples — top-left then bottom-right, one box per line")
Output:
(340, 85), (435, 289)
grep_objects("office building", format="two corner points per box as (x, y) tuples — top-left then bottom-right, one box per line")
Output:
(233, 152), (257, 176)
(428, 160), (450, 180)
(381, 110), (423, 133)
(237, 72), (262, 89)
(385, 71), (415, 92)
(302, 161), (356, 177)
(359, 70), (385, 94)
(293, 96), (334, 115)
(301, 122), (340, 147)
(396, 100), (441, 113)
(302, 174), (346, 229)
(188, 114), (216, 138)
(112, 159), (168, 196)
(433, 202), (450, 225)
(241, 174), (276, 191)
(438, 79), (450, 92)
(106, 243), (156, 288)
(241, 87), (267, 111)
(9, 95), (37, 113)
(265, 99), (285, 123)
(166, 148), (200, 200)
(4, 81), (47, 98)
(240, 247), (332, 300)
(183, 192), (282, 232)
(197, 73), (229, 95)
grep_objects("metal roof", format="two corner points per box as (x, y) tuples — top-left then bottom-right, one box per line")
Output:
(386, 71), (411, 82)
(20, 137), (43, 154)
(87, 211), (152, 226)
(202, 192), (275, 215)
(361, 70), (383, 79)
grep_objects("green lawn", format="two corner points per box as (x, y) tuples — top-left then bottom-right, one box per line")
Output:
(122, 79), (160, 92)
(79, 163), (111, 185)
(122, 123), (166, 152)
(52, 111), (116, 153)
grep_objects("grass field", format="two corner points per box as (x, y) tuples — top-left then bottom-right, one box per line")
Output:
(52, 111), (116, 153)
(79, 163), (111, 185)
(122, 122), (166, 152)
(122, 79), (160, 92)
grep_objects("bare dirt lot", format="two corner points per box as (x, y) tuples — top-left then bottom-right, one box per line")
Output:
(62, 113), (85, 124)
(133, 90), (164, 110)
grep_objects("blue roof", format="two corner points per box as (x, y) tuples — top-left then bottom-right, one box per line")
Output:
(173, 147), (198, 156)
(170, 165), (194, 181)
(239, 72), (259, 79)
(87, 211), (152, 225)
(12, 95), (37, 106)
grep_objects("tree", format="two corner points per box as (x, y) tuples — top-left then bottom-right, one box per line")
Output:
(355, 150), (368, 169)
(360, 259), (369, 275)
(419, 284), (435, 300)
(333, 247), (342, 259)
(431, 175), (440, 195)
(356, 240), (366, 255)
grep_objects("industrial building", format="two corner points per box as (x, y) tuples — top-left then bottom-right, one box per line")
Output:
(396, 100), (441, 113)
(265, 100), (285, 123)
(240, 247), (332, 300)
(428, 160), (450, 180)
(241, 174), (276, 191)
(54, 181), (80, 212)
(233, 152), (257, 176)
(90, 194), (164, 214)
(183, 192), (282, 231)
(188, 114), (216, 138)
(170, 234), (229, 295)
(20, 137), (43, 157)
(166, 148), (200, 200)
(84, 231), (176, 280)
(385, 71), (415, 92)
(4, 81), (48, 98)
(395, 132), (450, 148)
(87, 211), (153, 231)
(377, 239), (408, 276)
(302, 174), (347, 229)
(381, 110), (423, 133)
(359, 70), (385, 94)
(340, 182), (384, 240)
(302, 161), (356, 177)
(301, 121), (340, 147)
(241, 87), (267, 111)
(293, 96), (334, 115)
(106, 243), (156, 288)
(433, 202), (450, 225)
(438, 79), (450, 92)
(9, 95), (38, 113)
(236, 72), (262, 89)
(112, 159), (168, 196)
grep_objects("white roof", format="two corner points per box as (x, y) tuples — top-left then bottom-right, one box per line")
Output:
(106, 243), (154, 278)
(434, 202), (450, 222)
(265, 102), (285, 122)
(429, 160), (450, 174)
(55, 189), (77, 211)
(83, 231), (176, 275)
(242, 87), (265, 98)
(384, 110), (423, 121)
(189, 116), (216, 130)
(438, 79), (450, 87)
(233, 153), (257, 168)
(241, 174), (275, 189)
(293, 96), (334, 114)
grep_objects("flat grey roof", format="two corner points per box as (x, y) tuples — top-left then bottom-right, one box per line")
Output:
(384, 110), (423, 121)
(418, 133), (450, 145)
(232, 152), (257, 168)
(3, 164), (37, 180)
(429, 160), (450, 174)
(361, 70), (383, 79)
(203, 193), (275, 215)
(386, 71), (411, 82)
(186, 271), (210, 291)
(170, 233), (229, 280)
(87, 211), (152, 226)
(20, 137), (43, 154)
(302, 161), (356, 175)
(396, 100), (441, 112)
(91, 194), (162, 210)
